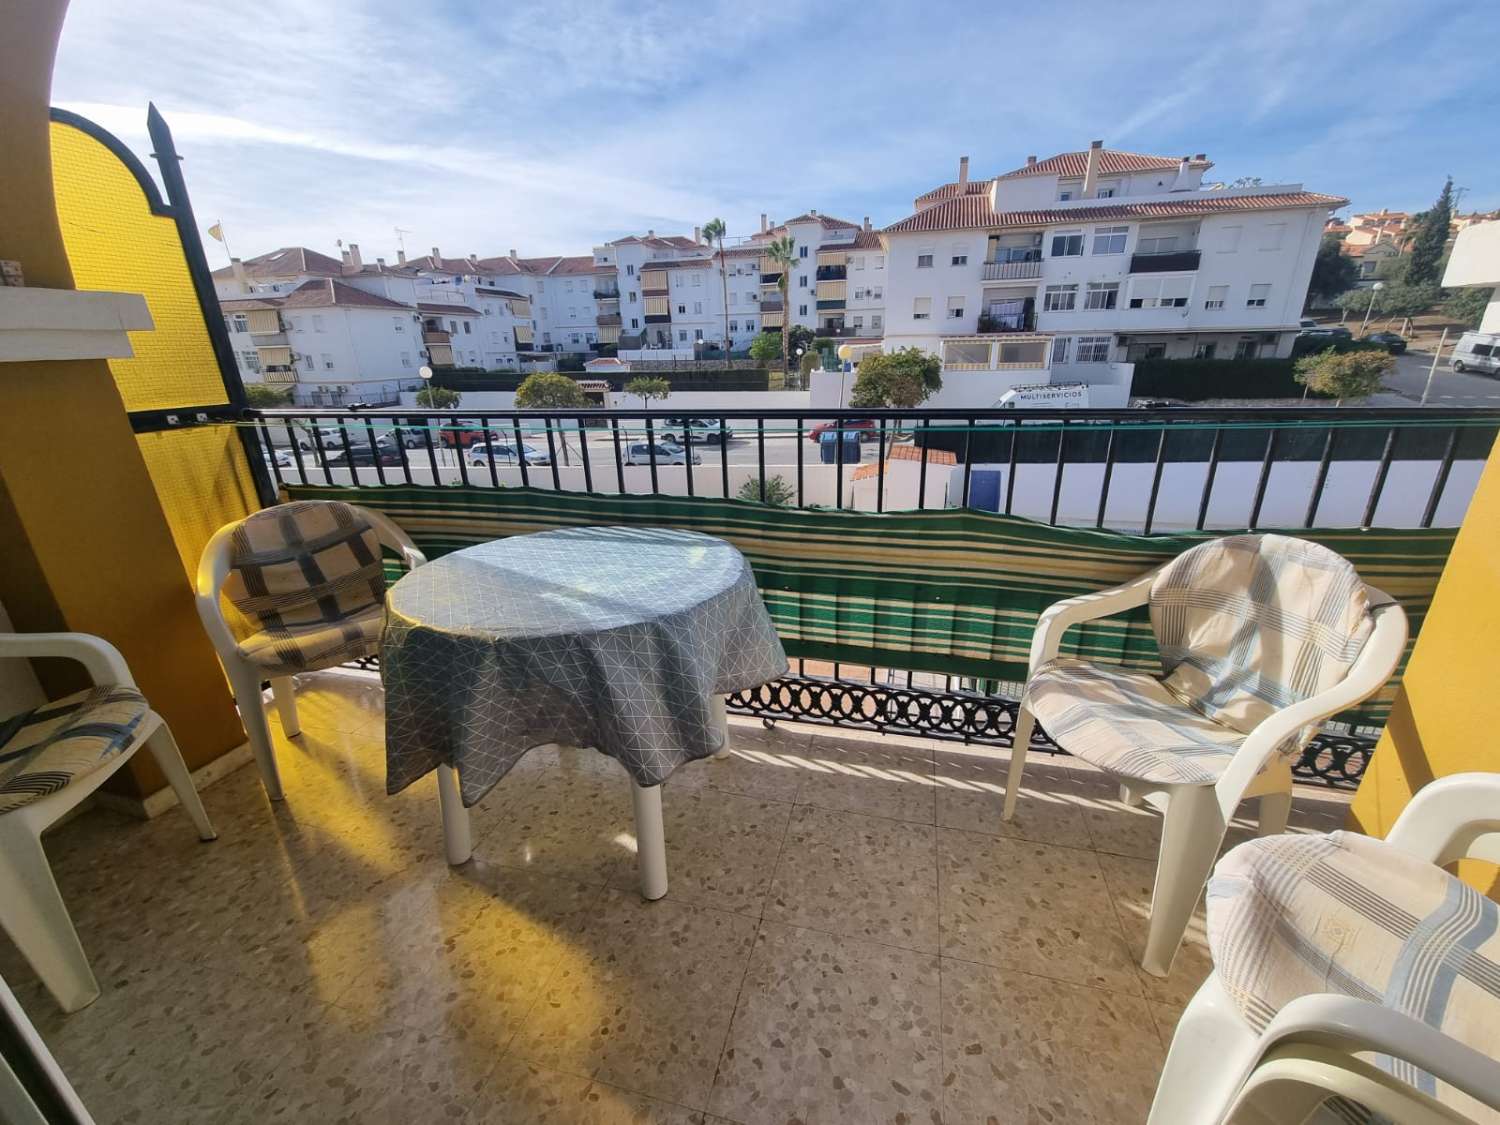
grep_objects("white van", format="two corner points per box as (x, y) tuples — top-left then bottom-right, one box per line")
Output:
(1452, 332), (1500, 376)
(994, 382), (1091, 409)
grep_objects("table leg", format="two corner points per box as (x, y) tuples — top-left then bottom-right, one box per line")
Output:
(631, 781), (669, 900)
(712, 695), (731, 760)
(437, 764), (473, 866)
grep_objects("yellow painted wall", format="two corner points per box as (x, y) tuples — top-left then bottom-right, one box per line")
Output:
(1350, 434), (1500, 896)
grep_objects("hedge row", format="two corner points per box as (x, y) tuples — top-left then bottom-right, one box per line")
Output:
(1130, 358), (1312, 400)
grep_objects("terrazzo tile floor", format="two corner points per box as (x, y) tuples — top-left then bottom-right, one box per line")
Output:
(3, 669), (1353, 1124)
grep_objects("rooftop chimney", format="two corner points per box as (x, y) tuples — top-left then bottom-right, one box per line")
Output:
(810, 208), (817, 216)
(1026, 155), (1037, 167)
(376, 257), (386, 268)
(647, 229), (654, 238)
(958, 155), (970, 185)
(760, 213), (768, 233)
(863, 216), (871, 232)
(693, 225), (701, 243)
(340, 249), (352, 267)
(1082, 139), (1103, 197)
(348, 243), (363, 270)
(230, 257), (249, 289)
(508, 249), (517, 260)
(396, 249), (406, 265)
(1193, 153), (1206, 161)
(431, 246), (441, 264)
(1170, 157), (1192, 191)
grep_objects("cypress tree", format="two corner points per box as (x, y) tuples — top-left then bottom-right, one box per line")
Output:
(1406, 178), (1453, 287)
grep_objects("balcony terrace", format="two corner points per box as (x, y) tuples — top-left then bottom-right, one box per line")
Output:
(981, 259), (1042, 281)
(10, 34), (1500, 1125)
(5, 666), (1355, 1123)
(1129, 250), (1202, 274)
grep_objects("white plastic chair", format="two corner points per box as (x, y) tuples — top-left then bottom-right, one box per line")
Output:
(1150, 772), (1500, 1124)
(1003, 535), (1409, 976)
(0, 632), (216, 1013)
(195, 500), (425, 801)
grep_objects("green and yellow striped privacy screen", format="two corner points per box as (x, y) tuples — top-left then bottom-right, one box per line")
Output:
(285, 484), (1454, 724)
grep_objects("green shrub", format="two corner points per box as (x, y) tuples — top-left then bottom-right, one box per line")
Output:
(736, 475), (795, 506)
(556, 355), (587, 372)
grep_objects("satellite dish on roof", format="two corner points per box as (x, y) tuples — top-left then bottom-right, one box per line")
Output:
(418, 365), (433, 380)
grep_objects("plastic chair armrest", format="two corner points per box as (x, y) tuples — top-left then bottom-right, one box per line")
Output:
(1027, 570), (1157, 674)
(0, 632), (135, 688)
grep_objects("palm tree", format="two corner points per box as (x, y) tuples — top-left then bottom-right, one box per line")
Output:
(702, 217), (729, 354)
(765, 235), (797, 370)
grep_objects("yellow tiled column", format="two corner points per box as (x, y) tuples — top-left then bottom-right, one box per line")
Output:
(1349, 432), (1500, 896)
(0, 0), (246, 800)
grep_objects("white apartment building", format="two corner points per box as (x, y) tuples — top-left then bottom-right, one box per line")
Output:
(734, 212), (888, 343)
(215, 244), (529, 400)
(881, 143), (1346, 388)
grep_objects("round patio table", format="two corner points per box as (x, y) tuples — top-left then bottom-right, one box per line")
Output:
(380, 525), (787, 898)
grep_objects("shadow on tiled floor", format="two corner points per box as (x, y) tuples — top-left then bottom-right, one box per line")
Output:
(2, 668), (1355, 1124)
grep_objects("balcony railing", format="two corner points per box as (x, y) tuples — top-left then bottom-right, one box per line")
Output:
(816, 299), (846, 311)
(977, 312), (1035, 333)
(760, 272), (782, 284)
(422, 328), (451, 344)
(644, 313), (671, 324)
(593, 288), (619, 300)
(815, 265), (847, 281)
(1130, 250), (1202, 273)
(241, 403), (1500, 792)
(596, 312), (622, 326)
(250, 329), (289, 346)
(262, 369), (298, 385)
(981, 260), (1043, 281)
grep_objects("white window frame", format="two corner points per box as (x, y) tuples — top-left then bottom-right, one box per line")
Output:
(946, 296), (965, 319)
(1092, 226), (1128, 255)
(1246, 283), (1271, 308)
(1043, 284), (1078, 312)
(912, 297), (932, 321)
(1051, 336), (1071, 364)
(1084, 281), (1119, 310)
(1204, 285), (1228, 310)
(1076, 335), (1111, 363)
(1049, 231), (1084, 257)
(916, 253), (934, 269)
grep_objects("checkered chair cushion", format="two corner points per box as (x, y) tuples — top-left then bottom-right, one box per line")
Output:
(1024, 658), (1246, 785)
(1208, 832), (1500, 1123)
(1149, 534), (1374, 735)
(1023, 535), (1375, 787)
(223, 501), (386, 676)
(0, 686), (149, 814)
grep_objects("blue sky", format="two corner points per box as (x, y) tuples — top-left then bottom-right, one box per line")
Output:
(52, 0), (1500, 266)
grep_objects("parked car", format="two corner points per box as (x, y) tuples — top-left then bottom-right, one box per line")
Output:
(806, 418), (877, 442)
(1451, 331), (1500, 376)
(339, 439), (404, 467)
(625, 441), (700, 466)
(468, 441), (551, 466)
(1298, 317), (1319, 330)
(1363, 331), (1408, 354)
(660, 417), (734, 444)
(437, 418), (490, 447)
(1297, 326), (1352, 342)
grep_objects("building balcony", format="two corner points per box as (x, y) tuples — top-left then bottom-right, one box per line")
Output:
(816, 299), (846, 311)
(642, 286), (668, 297)
(1129, 249), (1202, 273)
(981, 259), (1042, 281)
(248, 328), (289, 346)
(593, 288), (619, 300)
(759, 298), (784, 313)
(644, 313), (671, 324)
(977, 311), (1036, 333)
(759, 272), (782, 285)
(596, 312), (622, 326)
(814, 264), (847, 281)
(422, 328), (452, 344)
(261, 368), (298, 385)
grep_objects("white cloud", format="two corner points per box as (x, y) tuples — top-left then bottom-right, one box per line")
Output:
(50, 0), (1500, 262)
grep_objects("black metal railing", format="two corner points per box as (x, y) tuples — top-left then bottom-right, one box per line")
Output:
(815, 265), (847, 281)
(234, 403), (1500, 788)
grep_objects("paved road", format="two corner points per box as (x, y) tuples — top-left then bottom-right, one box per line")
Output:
(1379, 348), (1500, 407)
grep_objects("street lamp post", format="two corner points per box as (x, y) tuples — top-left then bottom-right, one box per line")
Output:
(1358, 281), (1385, 337)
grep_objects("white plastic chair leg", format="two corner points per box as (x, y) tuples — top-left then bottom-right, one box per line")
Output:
(1120, 782), (1146, 807)
(1002, 705), (1036, 821)
(0, 819), (99, 1013)
(712, 695), (731, 760)
(436, 764), (472, 865)
(143, 723), (218, 841)
(1143, 785), (1227, 977)
(1257, 790), (1293, 838)
(1149, 974), (1261, 1124)
(229, 668), (283, 801)
(271, 676), (299, 738)
(631, 781), (669, 900)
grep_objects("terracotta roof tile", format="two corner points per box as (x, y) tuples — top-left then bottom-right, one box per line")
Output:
(851, 445), (957, 480)
(820, 229), (884, 251)
(416, 301), (481, 316)
(210, 246), (343, 280)
(279, 279), (412, 310)
(884, 190), (1349, 235)
(996, 149), (1213, 180)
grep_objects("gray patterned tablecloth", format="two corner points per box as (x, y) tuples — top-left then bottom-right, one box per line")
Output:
(381, 526), (787, 805)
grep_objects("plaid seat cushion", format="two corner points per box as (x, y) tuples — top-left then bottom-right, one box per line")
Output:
(1023, 657), (1246, 785)
(235, 604), (384, 676)
(0, 686), (149, 814)
(1209, 832), (1500, 1123)
(1149, 534), (1374, 735)
(224, 501), (385, 675)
